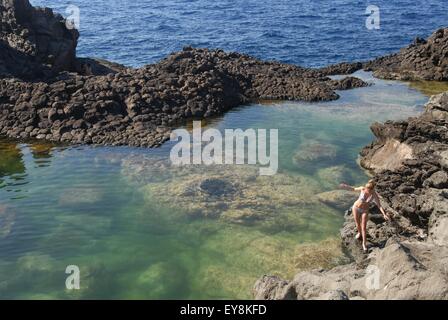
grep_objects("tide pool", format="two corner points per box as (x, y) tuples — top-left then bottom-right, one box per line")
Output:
(0, 72), (431, 299)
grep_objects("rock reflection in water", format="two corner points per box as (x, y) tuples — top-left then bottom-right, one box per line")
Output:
(0, 139), (56, 180)
(0, 140), (25, 179)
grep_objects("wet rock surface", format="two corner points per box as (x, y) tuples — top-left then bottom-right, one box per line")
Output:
(0, 1), (369, 148)
(253, 92), (448, 300)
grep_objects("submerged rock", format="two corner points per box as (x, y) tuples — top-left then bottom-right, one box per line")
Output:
(120, 154), (345, 228)
(58, 188), (104, 205)
(315, 190), (356, 210)
(29, 142), (54, 158)
(17, 252), (56, 272)
(316, 165), (358, 190)
(293, 140), (338, 167)
(136, 262), (186, 299)
(199, 231), (347, 299)
(0, 140), (25, 177)
(131, 161), (321, 223)
(198, 178), (237, 197)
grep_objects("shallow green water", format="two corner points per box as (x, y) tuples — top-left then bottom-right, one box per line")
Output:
(0, 72), (428, 299)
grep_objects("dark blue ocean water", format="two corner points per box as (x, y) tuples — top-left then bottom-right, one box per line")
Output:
(30, 0), (447, 68)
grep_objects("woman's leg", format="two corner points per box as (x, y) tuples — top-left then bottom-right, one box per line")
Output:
(352, 206), (362, 238)
(361, 212), (369, 251)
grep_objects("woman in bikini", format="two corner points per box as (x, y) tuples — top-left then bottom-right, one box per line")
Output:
(340, 180), (390, 252)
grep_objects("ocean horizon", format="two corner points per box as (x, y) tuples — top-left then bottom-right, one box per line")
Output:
(30, 0), (448, 67)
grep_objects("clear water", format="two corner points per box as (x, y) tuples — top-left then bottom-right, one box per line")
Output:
(0, 72), (431, 299)
(29, 0), (448, 67)
(4, 0), (447, 299)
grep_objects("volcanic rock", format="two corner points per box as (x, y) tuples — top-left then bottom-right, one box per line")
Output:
(253, 91), (448, 300)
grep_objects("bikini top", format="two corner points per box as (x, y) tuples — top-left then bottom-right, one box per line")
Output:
(358, 189), (374, 203)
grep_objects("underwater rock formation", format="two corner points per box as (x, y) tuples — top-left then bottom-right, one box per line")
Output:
(0, 139), (25, 177)
(121, 155), (323, 224)
(292, 140), (338, 168)
(58, 187), (104, 206)
(316, 165), (359, 190)
(315, 190), (356, 210)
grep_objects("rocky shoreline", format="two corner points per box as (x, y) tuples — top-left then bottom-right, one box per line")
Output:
(1, 1), (446, 148)
(2, 0), (448, 300)
(0, 0), (371, 147)
(320, 28), (448, 81)
(251, 24), (448, 301)
(253, 91), (448, 300)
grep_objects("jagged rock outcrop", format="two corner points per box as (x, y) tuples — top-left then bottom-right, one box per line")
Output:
(0, 0), (79, 79)
(253, 92), (448, 300)
(318, 28), (448, 82)
(365, 28), (448, 81)
(0, 47), (368, 147)
(317, 62), (364, 76)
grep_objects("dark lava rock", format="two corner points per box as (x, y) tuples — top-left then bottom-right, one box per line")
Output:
(75, 58), (128, 76)
(0, 1), (446, 153)
(3, 0), (427, 150)
(0, 0), (79, 80)
(328, 76), (369, 91)
(320, 28), (448, 82)
(0, 1), (372, 149)
(364, 28), (448, 81)
(317, 62), (364, 76)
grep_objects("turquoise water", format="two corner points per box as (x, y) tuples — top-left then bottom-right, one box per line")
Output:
(0, 72), (429, 299)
